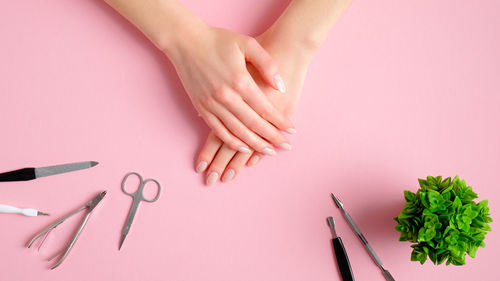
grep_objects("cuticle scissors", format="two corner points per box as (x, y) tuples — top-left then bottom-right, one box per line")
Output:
(119, 172), (162, 250)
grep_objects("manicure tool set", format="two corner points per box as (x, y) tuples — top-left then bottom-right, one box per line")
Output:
(328, 193), (396, 281)
(1, 161), (162, 269)
(3, 160), (395, 278)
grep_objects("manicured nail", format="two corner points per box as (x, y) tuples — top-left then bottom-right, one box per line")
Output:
(222, 169), (235, 182)
(248, 155), (260, 166)
(206, 172), (219, 186)
(238, 146), (252, 153)
(285, 128), (297, 134)
(262, 147), (277, 156)
(196, 161), (208, 173)
(273, 74), (286, 93)
(279, 143), (292, 151)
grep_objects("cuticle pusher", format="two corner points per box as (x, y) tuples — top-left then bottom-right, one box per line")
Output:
(331, 193), (395, 281)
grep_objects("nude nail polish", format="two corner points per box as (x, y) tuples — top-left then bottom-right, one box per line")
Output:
(238, 146), (252, 153)
(222, 169), (235, 182)
(273, 74), (286, 93)
(279, 143), (292, 151)
(285, 128), (297, 134)
(248, 155), (260, 166)
(262, 147), (277, 156)
(207, 172), (219, 186)
(196, 161), (208, 173)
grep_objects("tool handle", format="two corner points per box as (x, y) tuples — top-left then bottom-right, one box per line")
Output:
(333, 237), (355, 281)
(0, 168), (36, 182)
(0, 204), (38, 216)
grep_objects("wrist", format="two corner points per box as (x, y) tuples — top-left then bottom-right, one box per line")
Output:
(258, 27), (316, 65)
(147, 7), (209, 58)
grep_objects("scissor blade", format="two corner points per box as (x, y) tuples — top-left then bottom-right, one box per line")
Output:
(119, 200), (140, 250)
(35, 161), (98, 178)
(119, 233), (127, 250)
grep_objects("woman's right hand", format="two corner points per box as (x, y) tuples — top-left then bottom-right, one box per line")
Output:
(163, 24), (296, 156)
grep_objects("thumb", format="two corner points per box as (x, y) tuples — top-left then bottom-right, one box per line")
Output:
(243, 37), (286, 93)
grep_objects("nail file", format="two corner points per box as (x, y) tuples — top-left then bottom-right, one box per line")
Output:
(0, 161), (98, 182)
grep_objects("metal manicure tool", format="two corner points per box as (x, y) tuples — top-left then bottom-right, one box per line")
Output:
(27, 191), (107, 269)
(327, 217), (355, 281)
(331, 193), (396, 281)
(0, 161), (98, 182)
(119, 172), (162, 250)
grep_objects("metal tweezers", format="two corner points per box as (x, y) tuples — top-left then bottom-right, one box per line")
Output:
(27, 191), (107, 269)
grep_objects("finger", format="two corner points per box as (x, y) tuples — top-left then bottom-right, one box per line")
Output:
(219, 94), (292, 150)
(210, 102), (278, 156)
(206, 145), (237, 186)
(247, 152), (264, 167)
(223, 149), (254, 182)
(243, 37), (286, 93)
(196, 132), (223, 173)
(231, 75), (296, 134)
(198, 108), (251, 153)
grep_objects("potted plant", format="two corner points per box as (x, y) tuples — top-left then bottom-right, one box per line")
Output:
(393, 175), (492, 265)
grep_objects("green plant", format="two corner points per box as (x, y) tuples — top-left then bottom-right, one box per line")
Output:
(393, 175), (492, 265)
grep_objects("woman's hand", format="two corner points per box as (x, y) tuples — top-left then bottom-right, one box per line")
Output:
(103, 0), (296, 155)
(190, 0), (352, 185)
(103, 0), (350, 169)
(164, 25), (296, 155)
(195, 33), (313, 185)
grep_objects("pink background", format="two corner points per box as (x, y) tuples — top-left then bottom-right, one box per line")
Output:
(1, 0), (498, 280)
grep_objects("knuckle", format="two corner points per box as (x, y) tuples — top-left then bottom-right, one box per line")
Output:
(216, 130), (232, 143)
(248, 118), (265, 133)
(260, 104), (274, 119)
(206, 119), (218, 131)
(246, 117), (260, 130)
(201, 94), (217, 109)
(213, 86), (232, 104)
(232, 126), (247, 139)
(231, 73), (250, 92)
(264, 58), (277, 74)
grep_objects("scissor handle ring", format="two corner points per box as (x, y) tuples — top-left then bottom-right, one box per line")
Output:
(121, 172), (143, 196)
(140, 178), (162, 202)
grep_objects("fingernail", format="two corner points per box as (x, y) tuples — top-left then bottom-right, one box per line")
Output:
(279, 143), (292, 151)
(206, 172), (219, 186)
(286, 128), (297, 134)
(273, 74), (286, 93)
(196, 161), (208, 173)
(262, 147), (277, 156)
(222, 169), (235, 182)
(238, 146), (252, 153)
(248, 155), (260, 166)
